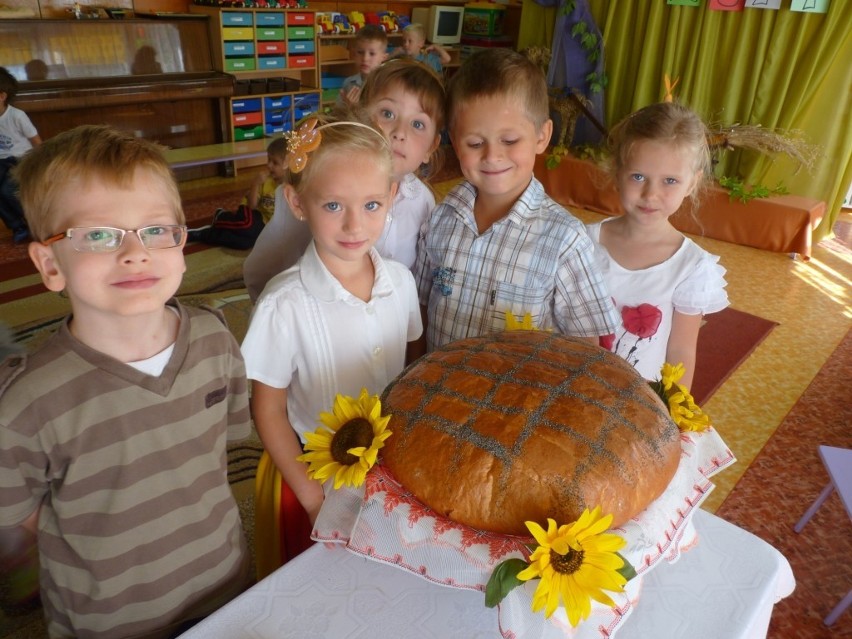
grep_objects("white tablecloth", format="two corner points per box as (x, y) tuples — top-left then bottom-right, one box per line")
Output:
(180, 509), (794, 639)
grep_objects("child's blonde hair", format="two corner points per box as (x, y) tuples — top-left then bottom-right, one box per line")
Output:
(358, 58), (446, 178)
(446, 48), (550, 132)
(608, 102), (712, 207)
(403, 23), (425, 42)
(286, 112), (393, 194)
(14, 125), (183, 242)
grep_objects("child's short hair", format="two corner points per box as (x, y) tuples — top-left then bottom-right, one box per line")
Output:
(14, 125), (184, 241)
(607, 102), (712, 204)
(360, 58), (446, 135)
(286, 112), (393, 194)
(403, 23), (425, 41)
(0, 67), (19, 102)
(266, 136), (288, 160)
(446, 48), (550, 132)
(355, 24), (388, 48)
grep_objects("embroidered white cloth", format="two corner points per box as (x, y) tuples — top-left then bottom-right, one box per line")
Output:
(313, 427), (735, 638)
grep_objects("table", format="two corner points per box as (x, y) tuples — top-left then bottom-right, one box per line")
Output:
(179, 510), (794, 639)
(163, 140), (270, 170)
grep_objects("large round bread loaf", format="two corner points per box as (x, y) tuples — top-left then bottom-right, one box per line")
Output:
(381, 331), (681, 536)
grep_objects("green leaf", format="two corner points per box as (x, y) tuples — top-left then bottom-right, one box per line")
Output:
(546, 154), (564, 169)
(571, 22), (587, 38)
(616, 552), (638, 581)
(485, 558), (529, 608)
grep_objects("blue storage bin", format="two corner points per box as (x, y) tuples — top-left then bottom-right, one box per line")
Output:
(265, 122), (292, 136)
(232, 98), (262, 114)
(222, 12), (252, 26)
(321, 74), (346, 89)
(224, 42), (255, 56)
(255, 12), (284, 26)
(258, 56), (286, 70)
(263, 95), (292, 110)
(265, 110), (286, 124)
(287, 40), (315, 54)
(293, 93), (320, 112)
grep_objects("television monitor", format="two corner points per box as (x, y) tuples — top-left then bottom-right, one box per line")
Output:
(413, 5), (464, 46)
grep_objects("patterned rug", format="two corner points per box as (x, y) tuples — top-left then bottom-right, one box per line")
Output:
(717, 329), (852, 637)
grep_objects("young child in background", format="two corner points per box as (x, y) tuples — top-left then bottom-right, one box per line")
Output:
(0, 125), (251, 638)
(188, 136), (287, 249)
(338, 25), (388, 106)
(587, 101), (729, 389)
(241, 116), (422, 577)
(244, 58), (445, 301)
(0, 67), (41, 243)
(395, 23), (451, 75)
(414, 48), (618, 353)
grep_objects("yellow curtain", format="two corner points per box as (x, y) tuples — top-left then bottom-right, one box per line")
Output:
(525, 1), (850, 240)
(517, 0), (556, 52)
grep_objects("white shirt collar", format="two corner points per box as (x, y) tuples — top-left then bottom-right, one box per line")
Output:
(299, 241), (394, 304)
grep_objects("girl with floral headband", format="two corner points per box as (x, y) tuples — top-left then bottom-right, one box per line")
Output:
(243, 58), (445, 302)
(241, 116), (423, 577)
(587, 102), (729, 389)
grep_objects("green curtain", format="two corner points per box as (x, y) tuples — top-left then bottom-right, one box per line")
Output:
(519, 2), (851, 241)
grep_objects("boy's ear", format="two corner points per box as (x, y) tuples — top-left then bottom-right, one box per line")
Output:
(389, 180), (399, 202)
(28, 242), (67, 293)
(535, 119), (554, 155)
(283, 184), (305, 222)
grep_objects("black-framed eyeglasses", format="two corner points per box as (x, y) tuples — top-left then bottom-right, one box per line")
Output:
(42, 225), (188, 253)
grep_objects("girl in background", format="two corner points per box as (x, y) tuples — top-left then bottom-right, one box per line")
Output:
(242, 116), (422, 577)
(243, 58), (446, 301)
(587, 102), (729, 390)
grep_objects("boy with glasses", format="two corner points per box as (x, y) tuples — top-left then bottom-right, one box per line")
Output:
(0, 125), (251, 638)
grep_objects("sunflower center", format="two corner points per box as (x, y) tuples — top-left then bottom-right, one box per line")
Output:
(551, 547), (584, 575)
(330, 418), (374, 465)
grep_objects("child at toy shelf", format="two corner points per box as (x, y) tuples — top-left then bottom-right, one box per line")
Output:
(188, 137), (287, 250)
(394, 23), (452, 75)
(0, 125), (251, 638)
(243, 58), (446, 301)
(586, 101), (729, 390)
(338, 25), (389, 106)
(413, 48), (619, 355)
(242, 114), (423, 578)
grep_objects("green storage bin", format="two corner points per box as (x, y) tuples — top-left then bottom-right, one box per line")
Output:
(225, 57), (257, 72)
(234, 125), (264, 140)
(287, 26), (314, 39)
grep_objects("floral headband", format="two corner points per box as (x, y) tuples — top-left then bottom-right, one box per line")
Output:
(283, 118), (387, 173)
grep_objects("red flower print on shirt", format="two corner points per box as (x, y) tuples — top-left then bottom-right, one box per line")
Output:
(621, 304), (662, 338)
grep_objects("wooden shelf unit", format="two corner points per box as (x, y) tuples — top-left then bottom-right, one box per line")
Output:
(190, 5), (322, 144)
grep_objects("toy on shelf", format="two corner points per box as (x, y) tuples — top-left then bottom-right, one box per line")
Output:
(364, 12), (384, 31)
(316, 12), (341, 34)
(349, 10), (365, 30)
(378, 11), (399, 33)
(334, 13), (354, 34)
(397, 14), (411, 30)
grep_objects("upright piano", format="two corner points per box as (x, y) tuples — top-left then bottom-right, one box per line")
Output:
(3, 16), (233, 180)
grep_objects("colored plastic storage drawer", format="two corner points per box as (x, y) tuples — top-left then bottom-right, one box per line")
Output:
(288, 40), (315, 54)
(232, 98), (262, 113)
(265, 123), (290, 136)
(222, 12), (252, 26)
(225, 57), (256, 72)
(232, 111), (262, 126)
(257, 41), (285, 55)
(265, 110), (286, 124)
(287, 12), (314, 25)
(223, 27), (254, 40)
(263, 95), (292, 110)
(287, 26), (314, 39)
(288, 54), (315, 68)
(255, 12), (284, 26)
(234, 125), (264, 141)
(321, 74), (345, 89)
(225, 42), (255, 56)
(258, 56), (286, 70)
(256, 27), (284, 40)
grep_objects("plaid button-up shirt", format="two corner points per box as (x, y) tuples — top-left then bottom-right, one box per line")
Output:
(415, 178), (618, 350)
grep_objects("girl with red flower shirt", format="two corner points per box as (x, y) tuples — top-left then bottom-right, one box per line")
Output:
(587, 102), (729, 389)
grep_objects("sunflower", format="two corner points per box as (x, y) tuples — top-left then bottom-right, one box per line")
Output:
(516, 507), (627, 626)
(651, 362), (711, 432)
(296, 389), (392, 489)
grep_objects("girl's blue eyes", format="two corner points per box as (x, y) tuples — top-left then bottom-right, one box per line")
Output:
(323, 202), (383, 212)
(630, 174), (679, 185)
